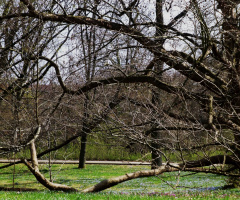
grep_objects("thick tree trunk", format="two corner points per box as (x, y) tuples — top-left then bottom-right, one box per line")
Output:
(179, 155), (240, 168)
(217, 1), (240, 161)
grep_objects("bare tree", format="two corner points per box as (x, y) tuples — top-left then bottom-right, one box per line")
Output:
(1, 0), (240, 192)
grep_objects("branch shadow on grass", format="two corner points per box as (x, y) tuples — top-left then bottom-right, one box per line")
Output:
(0, 187), (39, 192)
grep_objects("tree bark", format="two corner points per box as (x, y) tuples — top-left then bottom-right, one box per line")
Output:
(78, 93), (89, 169)
(179, 155), (240, 169)
(24, 141), (78, 192)
(78, 133), (87, 169)
(82, 165), (177, 193)
(150, 0), (165, 169)
(23, 159), (78, 192)
(151, 131), (162, 169)
(82, 154), (240, 193)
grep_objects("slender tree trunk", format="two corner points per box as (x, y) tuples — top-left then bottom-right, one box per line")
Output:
(150, 0), (165, 169)
(78, 2), (98, 168)
(151, 131), (162, 169)
(78, 133), (87, 168)
(78, 94), (89, 169)
(151, 87), (162, 169)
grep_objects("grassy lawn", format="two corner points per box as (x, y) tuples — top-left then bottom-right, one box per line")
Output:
(1, 190), (240, 200)
(0, 163), (240, 199)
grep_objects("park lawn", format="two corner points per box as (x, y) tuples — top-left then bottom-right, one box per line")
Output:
(0, 190), (240, 199)
(0, 163), (240, 199)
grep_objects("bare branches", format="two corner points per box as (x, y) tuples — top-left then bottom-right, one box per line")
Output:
(2, 1), (228, 95)
(1, 0), (240, 192)
(0, 126), (41, 154)
(167, 4), (191, 28)
(20, 0), (36, 14)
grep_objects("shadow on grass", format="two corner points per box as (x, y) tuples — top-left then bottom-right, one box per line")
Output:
(0, 187), (39, 192)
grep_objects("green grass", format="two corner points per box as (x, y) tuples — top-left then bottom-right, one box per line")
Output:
(0, 190), (240, 199)
(0, 164), (229, 192)
(0, 165), (240, 200)
(0, 163), (240, 199)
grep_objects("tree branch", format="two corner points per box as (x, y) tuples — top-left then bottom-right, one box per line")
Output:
(82, 165), (178, 193)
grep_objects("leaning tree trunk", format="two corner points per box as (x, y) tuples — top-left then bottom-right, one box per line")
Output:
(82, 165), (178, 193)
(82, 154), (240, 193)
(24, 139), (240, 193)
(23, 139), (78, 192)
